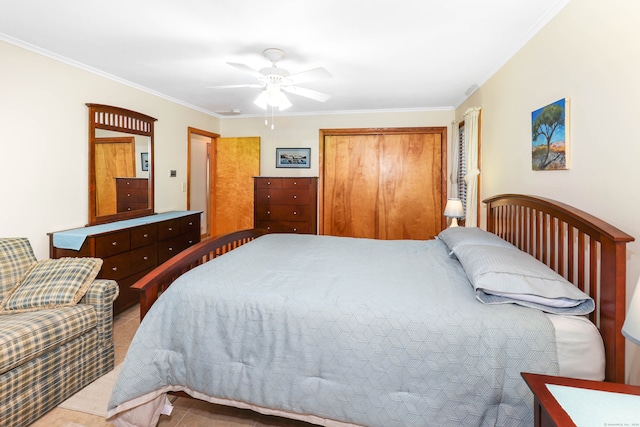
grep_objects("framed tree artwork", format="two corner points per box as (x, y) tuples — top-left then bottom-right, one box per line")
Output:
(531, 98), (570, 170)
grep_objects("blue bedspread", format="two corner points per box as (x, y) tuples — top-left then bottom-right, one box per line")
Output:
(107, 234), (558, 426)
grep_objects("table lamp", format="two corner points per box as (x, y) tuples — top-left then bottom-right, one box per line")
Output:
(622, 277), (640, 346)
(444, 198), (465, 228)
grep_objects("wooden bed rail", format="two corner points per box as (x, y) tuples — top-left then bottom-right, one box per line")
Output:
(484, 194), (634, 383)
(131, 228), (268, 320)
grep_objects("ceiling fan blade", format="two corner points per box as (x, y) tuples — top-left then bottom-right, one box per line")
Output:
(206, 83), (264, 89)
(227, 62), (264, 78)
(284, 67), (332, 85)
(282, 86), (331, 102)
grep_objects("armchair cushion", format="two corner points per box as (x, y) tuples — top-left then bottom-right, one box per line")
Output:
(0, 305), (97, 374)
(0, 258), (102, 314)
(0, 238), (37, 301)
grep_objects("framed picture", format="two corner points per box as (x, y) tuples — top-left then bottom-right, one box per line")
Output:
(141, 152), (149, 171)
(531, 98), (570, 170)
(276, 148), (311, 168)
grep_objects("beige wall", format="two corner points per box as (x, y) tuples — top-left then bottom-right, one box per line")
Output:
(457, 0), (640, 382)
(0, 40), (220, 258)
(220, 110), (454, 177)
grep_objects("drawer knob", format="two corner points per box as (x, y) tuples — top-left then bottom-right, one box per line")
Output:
(112, 267), (117, 271)
(293, 181), (297, 185)
(267, 211), (271, 215)
(267, 195), (271, 198)
(143, 256), (148, 260)
(293, 211), (297, 215)
(168, 247), (173, 251)
(127, 207), (131, 211)
(112, 242), (117, 246)
(127, 193), (131, 197)
(188, 222), (193, 226)
(143, 233), (149, 238)
(188, 240), (193, 244)
(168, 227), (173, 231)
(267, 226), (271, 230)
(293, 195), (297, 199)
(293, 228), (297, 232)
(267, 181), (271, 185)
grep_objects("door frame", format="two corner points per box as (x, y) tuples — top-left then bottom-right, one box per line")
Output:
(187, 127), (220, 238)
(318, 127), (448, 236)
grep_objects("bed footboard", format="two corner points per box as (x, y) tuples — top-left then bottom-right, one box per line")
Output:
(131, 228), (268, 320)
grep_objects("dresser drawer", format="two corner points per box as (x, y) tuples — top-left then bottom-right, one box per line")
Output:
(94, 230), (131, 258)
(131, 223), (157, 249)
(255, 205), (309, 222)
(116, 178), (147, 189)
(181, 214), (200, 234)
(117, 201), (149, 213)
(158, 218), (182, 241)
(256, 221), (310, 234)
(158, 231), (200, 264)
(99, 244), (158, 281)
(114, 268), (154, 316)
(282, 178), (311, 189)
(256, 189), (310, 205)
(255, 178), (283, 189)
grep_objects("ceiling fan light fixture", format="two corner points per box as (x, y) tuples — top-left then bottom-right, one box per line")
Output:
(253, 87), (292, 111)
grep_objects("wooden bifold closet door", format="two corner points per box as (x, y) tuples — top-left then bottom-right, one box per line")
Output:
(321, 128), (446, 240)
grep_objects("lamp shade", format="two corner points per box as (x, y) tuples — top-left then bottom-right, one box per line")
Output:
(622, 277), (640, 346)
(444, 198), (464, 218)
(253, 87), (292, 111)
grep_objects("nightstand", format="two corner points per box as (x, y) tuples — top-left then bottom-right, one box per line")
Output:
(522, 372), (640, 427)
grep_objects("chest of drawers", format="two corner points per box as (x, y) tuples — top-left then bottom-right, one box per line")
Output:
(254, 177), (318, 234)
(49, 211), (200, 316)
(116, 177), (149, 213)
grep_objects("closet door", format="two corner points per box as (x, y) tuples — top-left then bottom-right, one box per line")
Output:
(323, 134), (380, 238)
(321, 128), (446, 240)
(378, 133), (443, 239)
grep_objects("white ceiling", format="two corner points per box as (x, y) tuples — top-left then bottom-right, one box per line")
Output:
(0, 0), (569, 118)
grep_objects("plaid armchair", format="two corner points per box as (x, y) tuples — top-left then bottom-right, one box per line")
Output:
(0, 238), (119, 427)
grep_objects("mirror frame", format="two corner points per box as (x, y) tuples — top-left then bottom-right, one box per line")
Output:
(87, 103), (157, 225)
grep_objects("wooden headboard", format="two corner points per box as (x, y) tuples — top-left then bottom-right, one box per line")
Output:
(484, 194), (634, 383)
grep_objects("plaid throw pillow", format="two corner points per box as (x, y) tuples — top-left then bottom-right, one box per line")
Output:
(0, 257), (103, 313)
(0, 238), (38, 300)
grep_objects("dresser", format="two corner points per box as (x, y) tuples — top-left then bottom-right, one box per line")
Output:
(49, 211), (201, 316)
(116, 177), (149, 213)
(254, 177), (318, 234)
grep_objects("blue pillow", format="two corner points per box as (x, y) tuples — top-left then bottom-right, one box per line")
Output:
(454, 244), (594, 315)
(437, 227), (515, 256)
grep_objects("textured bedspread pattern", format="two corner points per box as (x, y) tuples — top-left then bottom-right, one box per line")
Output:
(108, 234), (559, 427)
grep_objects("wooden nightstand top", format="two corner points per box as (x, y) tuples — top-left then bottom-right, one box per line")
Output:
(522, 372), (640, 427)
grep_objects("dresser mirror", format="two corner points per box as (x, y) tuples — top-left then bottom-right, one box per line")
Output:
(87, 104), (157, 225)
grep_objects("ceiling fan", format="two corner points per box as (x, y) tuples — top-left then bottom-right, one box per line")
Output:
(208, 48), (332, 111)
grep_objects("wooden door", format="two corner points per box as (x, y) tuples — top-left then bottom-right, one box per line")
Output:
(95, 137), (135, 217)
(323, 135), (380, 237)
(321, 128), (446, 240)
(210, 137), (260, 236)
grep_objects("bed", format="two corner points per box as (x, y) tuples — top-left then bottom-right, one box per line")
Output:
(106, 194), (633, 427)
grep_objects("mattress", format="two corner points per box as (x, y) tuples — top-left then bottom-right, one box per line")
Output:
(548, 313), (605, 380)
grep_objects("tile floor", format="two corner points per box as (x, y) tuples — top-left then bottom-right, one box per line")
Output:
(32, 304), (315, 427)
